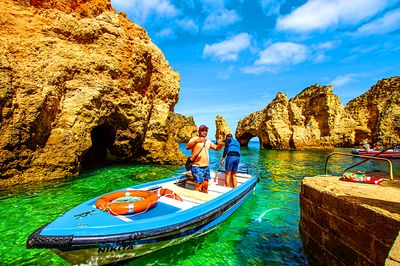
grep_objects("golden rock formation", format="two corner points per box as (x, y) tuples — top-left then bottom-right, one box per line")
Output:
(0, 0), (185, 187)
(237, 78), (400, 150)
(215, 114), (231, 142)
(236, 85), (356, 149)
(168, 113), (197, 143)
(346, 77), (400, 147)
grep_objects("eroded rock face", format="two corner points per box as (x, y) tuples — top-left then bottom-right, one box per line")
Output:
(215, 115), (231, 142)
(236, 111), (265, 146)
(236, 85), (356, 149)
(346, 77), (400, 147)
(0, 0), (185, 187)
(168, 113), (197, 143)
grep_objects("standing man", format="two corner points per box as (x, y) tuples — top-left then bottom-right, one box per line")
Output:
(362, 141), (370, 151)
(393, 141), (398, 152)
(221, 133), (241, 188)
(186, 125), (224, 193)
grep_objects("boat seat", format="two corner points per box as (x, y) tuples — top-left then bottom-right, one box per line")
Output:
(163, 183), (216, 202)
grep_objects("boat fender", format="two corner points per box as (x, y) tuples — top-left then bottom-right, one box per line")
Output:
(95, 190), (159, 215)
(156, 188), (183, 202)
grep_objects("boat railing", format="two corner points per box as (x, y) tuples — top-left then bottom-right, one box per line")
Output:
(324, 152), (394, 180)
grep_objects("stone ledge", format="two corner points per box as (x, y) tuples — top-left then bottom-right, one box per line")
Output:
(300, 175), (400, 265)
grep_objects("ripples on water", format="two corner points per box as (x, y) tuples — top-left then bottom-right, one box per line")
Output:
(1, 142), (399, 265)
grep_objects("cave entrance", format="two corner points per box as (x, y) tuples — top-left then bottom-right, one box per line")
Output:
(248, 136), (261, 149)
(238, 132), (255, 147)
(81, 123), (117, 169)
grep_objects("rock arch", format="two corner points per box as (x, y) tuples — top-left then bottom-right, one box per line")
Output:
(235, 86), (358, 150)
(236, 132), (255, 147)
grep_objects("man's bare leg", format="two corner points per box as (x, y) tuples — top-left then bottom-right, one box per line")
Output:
(232, 172), (237, 188)
(225, 171), (231, 187)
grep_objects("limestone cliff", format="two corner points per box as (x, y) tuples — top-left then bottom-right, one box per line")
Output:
(0, 0), (185, 187)
(346, 77), (400, 147)
(215, 115), (231, 142)
(168, 113), (197, 143)
(236, 85), (356, 149)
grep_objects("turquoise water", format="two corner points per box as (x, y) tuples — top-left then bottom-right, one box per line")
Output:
(1, 142), (399, 265)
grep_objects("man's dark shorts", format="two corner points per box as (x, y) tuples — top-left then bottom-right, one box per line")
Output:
(191, 166), (210, 183)
(225, 156), (240, 172)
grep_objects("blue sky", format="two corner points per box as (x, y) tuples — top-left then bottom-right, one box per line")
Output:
(111, 0), (400, 139)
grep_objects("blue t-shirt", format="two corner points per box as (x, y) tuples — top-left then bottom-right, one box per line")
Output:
(223, 138), (241, 158)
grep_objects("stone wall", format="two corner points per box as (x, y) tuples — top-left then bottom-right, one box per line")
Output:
(300, 176), (400, 265)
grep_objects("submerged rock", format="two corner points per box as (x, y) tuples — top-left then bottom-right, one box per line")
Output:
(0, 0), (185, 187)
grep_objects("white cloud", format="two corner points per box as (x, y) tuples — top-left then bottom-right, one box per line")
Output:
(255, 42), (309, 65)
(276, 0), (393, 33)
(203, 33), (252, 62)
(260, 0), (286, 16)
(355, 8), (400, 35)
(217, 66), (235, 80)
(176, 18), (199, 34)
(156, 28), (176, 39)
(311, 40), (340, 63)
(243, 40), (339, 74)
(312, 53), (329, 63)
(330, 73), (359, 87)
(111, 0), (179, 24)
(316, 40), (340, 50)
(199, 0), (226, 12)
(241, 65), (271, 74)
(203, 9), (240, 31)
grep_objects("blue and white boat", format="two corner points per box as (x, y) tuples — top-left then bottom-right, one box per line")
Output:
(27, 168), (258, 265)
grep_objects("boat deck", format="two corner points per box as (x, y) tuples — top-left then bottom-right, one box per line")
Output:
(161, 171), (252, 205)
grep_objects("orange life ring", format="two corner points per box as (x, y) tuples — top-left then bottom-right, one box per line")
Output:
(95, 190), (159, 215)
(156, 188), (183, 202)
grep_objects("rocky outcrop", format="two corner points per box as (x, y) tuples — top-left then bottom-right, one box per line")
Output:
(346, 77), (400, 147)
(236, 85), (356, 149)
(168, 113), (197, 143)
(215, 115), (231, 142)
(0, 0), (185, 187)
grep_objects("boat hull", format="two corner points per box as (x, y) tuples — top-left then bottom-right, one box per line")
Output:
(52, 227), (215, 265)
(351, 149), (400, 158)
(27, 173), (258, 265)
